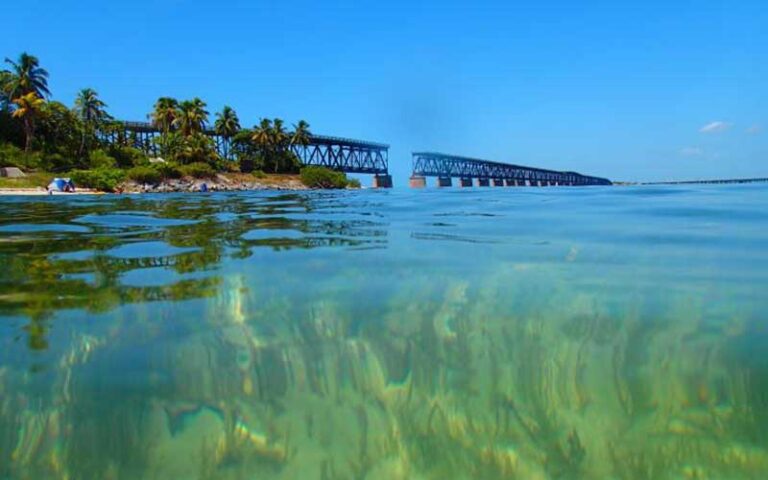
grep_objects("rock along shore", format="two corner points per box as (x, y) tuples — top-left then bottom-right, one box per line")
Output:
(119, 174), (308, 194)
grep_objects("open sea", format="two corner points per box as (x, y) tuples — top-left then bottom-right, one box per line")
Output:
(0, 185), (767, 479)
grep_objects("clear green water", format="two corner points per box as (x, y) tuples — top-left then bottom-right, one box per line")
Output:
(1, 186), (767, 479)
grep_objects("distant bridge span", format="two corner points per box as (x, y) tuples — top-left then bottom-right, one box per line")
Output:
(410, 152), (611, 187)
(104, 121), (392, 185)
(642, 178), (768, 185)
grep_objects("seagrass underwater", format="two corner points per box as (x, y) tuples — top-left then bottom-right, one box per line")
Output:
(1, 185), (767, 479)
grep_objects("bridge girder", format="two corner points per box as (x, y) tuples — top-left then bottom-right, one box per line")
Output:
(411, 152), (611, 186)
(104, 121), (389, 175)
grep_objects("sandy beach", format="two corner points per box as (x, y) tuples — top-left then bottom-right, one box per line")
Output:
(0, 188), (102, 195)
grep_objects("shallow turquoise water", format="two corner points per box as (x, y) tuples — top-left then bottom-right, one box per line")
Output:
(1, 185), (767, 479)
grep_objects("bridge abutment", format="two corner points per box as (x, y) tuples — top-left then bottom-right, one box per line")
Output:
(372, 174), (393, 188)
(436, 177), (453, 188)
(409, 175), (427, 188)
(476, 178), (490, 187)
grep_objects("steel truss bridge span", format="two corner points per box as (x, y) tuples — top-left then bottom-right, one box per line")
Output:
(411, 152), (611, 186)
(104, 121), (389, 175)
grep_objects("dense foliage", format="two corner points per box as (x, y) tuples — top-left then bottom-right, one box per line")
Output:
(300, 166), (356, 189)
(179, 162), (216, 179)
(1, 50), (327, 188)
(126, 165), (162, 185)
(69, 168), (125, 192)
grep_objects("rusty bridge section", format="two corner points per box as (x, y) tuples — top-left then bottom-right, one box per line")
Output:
(289, 136), (389, 175)
(103, 121), (392, 186)
(410, 152), (611, 187)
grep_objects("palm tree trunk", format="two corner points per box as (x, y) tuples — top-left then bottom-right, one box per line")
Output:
(23, 117), (33, 152)
(79, 127), (87, 159)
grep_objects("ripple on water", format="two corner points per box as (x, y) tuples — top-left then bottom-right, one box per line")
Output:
(62, 272), (97, 285)
(241, 229), (304, 241)
(120, 267), (214, 288)
(0, 223), (91, 233)
(52, 250), (96, 261)
(73, 213), (197, 229)
(106, 241), (200, 259)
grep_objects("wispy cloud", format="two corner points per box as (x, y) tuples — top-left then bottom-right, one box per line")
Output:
(747, 124), (762, 135)
(679, 146), (704, 157)
(699, 121), (731, 134)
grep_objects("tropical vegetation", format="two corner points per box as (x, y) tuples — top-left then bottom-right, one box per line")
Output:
(0, 51), (359, 190)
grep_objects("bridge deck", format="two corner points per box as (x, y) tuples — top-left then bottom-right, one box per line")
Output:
(105, 121), (389, 174)
(411, 152), (611, 186)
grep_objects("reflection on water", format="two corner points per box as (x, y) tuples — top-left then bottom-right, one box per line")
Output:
(1, 186), (767, 479)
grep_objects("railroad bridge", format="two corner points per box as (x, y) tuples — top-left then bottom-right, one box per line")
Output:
(410, 152), (611, 187)
(104, 121), (392, 187)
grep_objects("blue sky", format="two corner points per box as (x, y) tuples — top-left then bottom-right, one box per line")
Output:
(4, 0), (767, 183)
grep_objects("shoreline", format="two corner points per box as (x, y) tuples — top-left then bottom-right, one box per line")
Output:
(0, 187), (102, 196)
(0, 173), (314, 195)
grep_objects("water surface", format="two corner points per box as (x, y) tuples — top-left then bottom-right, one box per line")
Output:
(1, 186), (767, 479)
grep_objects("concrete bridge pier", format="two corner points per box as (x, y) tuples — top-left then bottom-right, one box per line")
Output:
(476, 178), (490, 187)
(372, 174), (393, 188)
(492, 179), (505, 187)
(459, 177), (473, 187)
(409, 175), (426, 188)
(436, 176), (453, 187)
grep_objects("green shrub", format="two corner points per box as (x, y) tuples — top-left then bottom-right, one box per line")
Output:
(0, 142), (41, 169)
(0, 142), (22, 167)
(40, 152), (76, 172)
(127, 166), (162, 185)
(299, 166), (350, 189)
(347, 178), (361, 188)
(88, 149), (117, 169)
(69, 168), (126, 192)
(110, 146), (147, 168)
(237, 153), (261, 173)
(179, 162), (216, 179)
(251, 169), (266, 179)
(152, 162), (182, 180)
(222, 160), (241, 173)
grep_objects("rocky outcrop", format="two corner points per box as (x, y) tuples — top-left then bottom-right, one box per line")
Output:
(119, 175), (308, 194)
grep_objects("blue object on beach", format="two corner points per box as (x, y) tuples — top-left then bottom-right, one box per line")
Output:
(200, 183), (208, 192)
(48, 178), (75, 192)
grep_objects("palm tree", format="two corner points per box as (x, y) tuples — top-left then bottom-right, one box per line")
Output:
(74, 88), (110, 157)
(176, 98), (208, 136)
(214, 106), (240, 137)
(270, 118), (292, 172)
(271, 118), (288, 151)
(12, 92), (45, 151)
(214, 106), (240, 159)
(0, 71), (12, 110)
(151, 97), (179, 134)
(3, 53), (50, 101)
(74, 88), (110, 125)
(290, 120), (311, 146)
(151, 97), (179, 157)
(251, 118), (273, 150)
